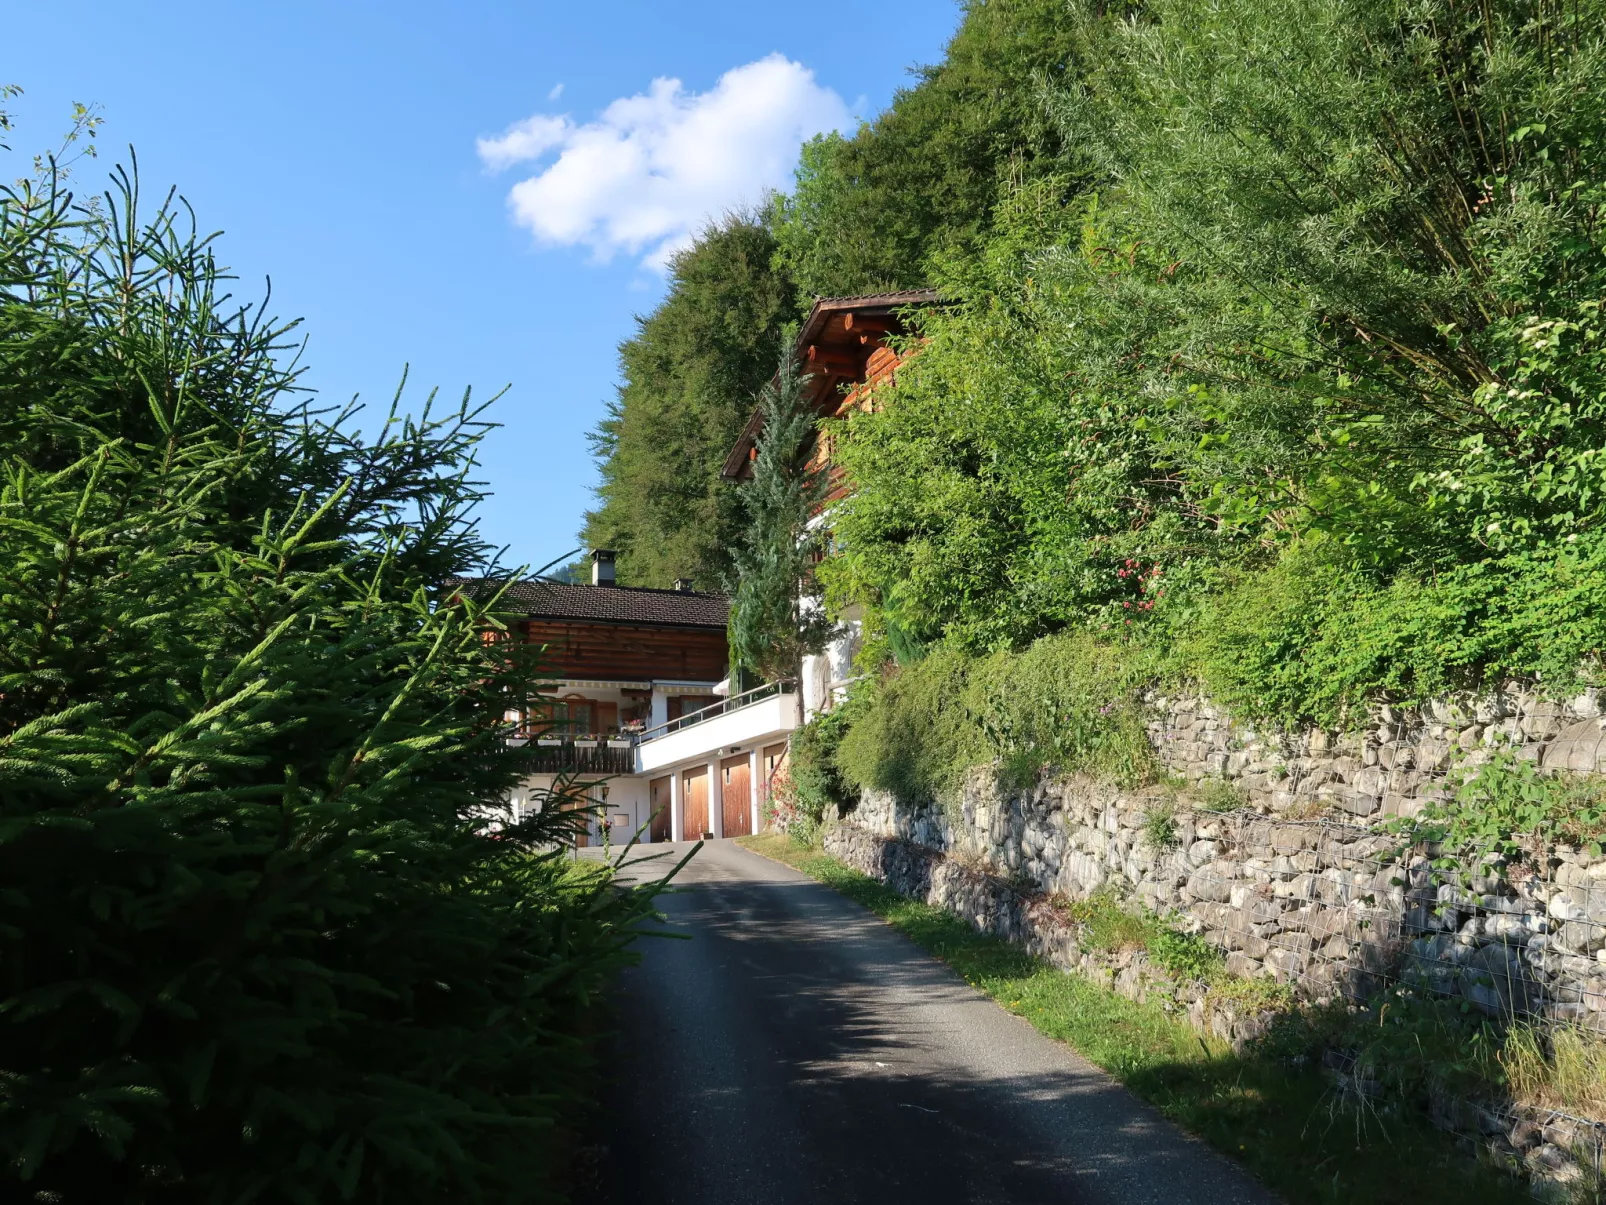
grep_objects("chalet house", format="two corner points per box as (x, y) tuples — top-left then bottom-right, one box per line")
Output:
(453, 550), (798, 845)
(721, 289), (940, 718)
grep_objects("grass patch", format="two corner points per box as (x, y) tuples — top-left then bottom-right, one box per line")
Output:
(1055, 889), (1162, 953)
(1192, 776), (1251, 813)
(739, 832), (1532, 1205)
(1141, 798), (1181, 852)
(1503, 1023), (1606, 1121)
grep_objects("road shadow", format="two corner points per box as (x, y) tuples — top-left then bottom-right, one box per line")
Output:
(582, 866), (1274, 1205)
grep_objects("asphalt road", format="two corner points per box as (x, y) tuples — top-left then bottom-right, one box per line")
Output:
(589, 839), (1281, 1205)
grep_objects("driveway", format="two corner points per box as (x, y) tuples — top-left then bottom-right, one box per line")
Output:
(588, 838), (1280, 1205)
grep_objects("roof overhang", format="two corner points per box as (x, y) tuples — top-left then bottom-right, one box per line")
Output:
(519, 613), (727, 632)
(720, 289), (941, 480)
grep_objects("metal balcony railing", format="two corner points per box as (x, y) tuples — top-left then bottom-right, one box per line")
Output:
(636, 679), (796, 744)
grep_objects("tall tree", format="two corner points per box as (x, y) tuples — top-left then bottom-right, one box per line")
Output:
(581, 214), (794, 589)
(728, 353), (836, 682)
(0, 156), (649, 1202)
(770, 0), (1088, 301)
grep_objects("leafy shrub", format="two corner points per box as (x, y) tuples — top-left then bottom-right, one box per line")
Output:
(1342, 986), (1507, 1107)
(0, 159), (649, 1201)
(790, 697), (862, 816)
(1191, 777), (1249, 814)
(1393, 751), (1606, 879)
(836, 630), (1158, 806)
(1187, 539), (1606, 729)
(1147, 928), (1223, 981)
(1141, 799), (1180, 852)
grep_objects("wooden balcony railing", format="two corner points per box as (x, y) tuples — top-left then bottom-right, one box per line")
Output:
(513, 736), (636, 775)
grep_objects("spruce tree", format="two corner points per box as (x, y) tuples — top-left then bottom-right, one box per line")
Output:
(0, 154), (647, 1202)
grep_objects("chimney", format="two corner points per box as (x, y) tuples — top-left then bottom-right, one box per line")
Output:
(673, 578), (695, 593)
(590, 549), (616, 586)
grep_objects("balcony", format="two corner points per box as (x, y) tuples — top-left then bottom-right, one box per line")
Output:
(635, 679), (799, 774)
(514, 735), (636, 775)
(509, 680), (799, 777)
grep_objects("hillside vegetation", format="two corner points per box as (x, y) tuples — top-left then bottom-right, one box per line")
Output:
(822, 0), (1606, 795)
(591, 0), (1606, 812)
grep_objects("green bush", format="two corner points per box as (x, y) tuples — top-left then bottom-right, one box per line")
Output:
(790, 698), (861, 817)
(1185, 538), (1606, 728)
(0, 160), (648, 1201)
(836, 630), (1158, 806)
(1393, 750), (1606, 879)
(1147, 928), (1224, 982)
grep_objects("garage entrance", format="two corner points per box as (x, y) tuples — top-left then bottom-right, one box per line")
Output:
(721, 754), (752, 838)
(680, 766), (710, 840)
(649, 775), (671, 843)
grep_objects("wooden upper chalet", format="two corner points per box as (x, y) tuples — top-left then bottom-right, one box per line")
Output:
(449, 574), (730, 685)
(720, 289), (940, 497)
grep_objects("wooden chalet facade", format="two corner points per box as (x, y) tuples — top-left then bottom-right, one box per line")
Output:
(444, 291), (939, 844)
(721, 288), (939, 501)
(721, 289), (940, 718)
(452, 551), (798, 845)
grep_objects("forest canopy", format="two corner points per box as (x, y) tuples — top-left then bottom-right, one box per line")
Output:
(582, 0), (1073, 589)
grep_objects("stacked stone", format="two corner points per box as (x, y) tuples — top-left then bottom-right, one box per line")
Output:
(1150, 686), (1606, 822)
(824, 816), (1606, 1200)
(843, 685), (1606, 1026)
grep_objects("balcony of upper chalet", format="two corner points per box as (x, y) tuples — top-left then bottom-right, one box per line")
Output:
(719, 290), (940, 502)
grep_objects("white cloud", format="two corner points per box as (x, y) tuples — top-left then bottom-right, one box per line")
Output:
(547, 82), (564, 101)
(477, 114), (572, 172)
(479, 54), (849, 269)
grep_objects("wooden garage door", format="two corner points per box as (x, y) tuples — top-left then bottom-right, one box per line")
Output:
(721, 754), (752, 839)
(649, 776), (672, 843)
(681, 767), (709, 840)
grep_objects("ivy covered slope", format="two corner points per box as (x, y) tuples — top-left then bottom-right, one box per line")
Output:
(0, 164), (646, 1200)
(822, 0), (1606, 783)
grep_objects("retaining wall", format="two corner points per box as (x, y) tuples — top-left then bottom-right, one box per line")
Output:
(822, 686), (1606, 1197)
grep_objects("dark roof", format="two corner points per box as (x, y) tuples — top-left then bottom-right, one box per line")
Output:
(808, 288), (943, 314)
(449, 578), (729, 629)
(720, 289), (943, 480)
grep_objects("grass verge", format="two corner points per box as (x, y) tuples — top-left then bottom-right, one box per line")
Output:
(737, 832), (1533, 1205)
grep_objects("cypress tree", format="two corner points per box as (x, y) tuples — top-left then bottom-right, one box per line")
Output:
(727, 353), (836, 684)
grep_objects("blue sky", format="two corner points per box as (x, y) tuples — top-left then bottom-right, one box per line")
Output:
(4, 0), (959, 576)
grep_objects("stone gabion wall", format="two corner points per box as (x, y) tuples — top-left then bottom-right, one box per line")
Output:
(847, 777), (1606, 1028)
(843, 683), (1606, 1024)
(822, 817), (1606, 1199)
(823, 685), (1606, 1196)
(1149, 684), (1606, 824)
